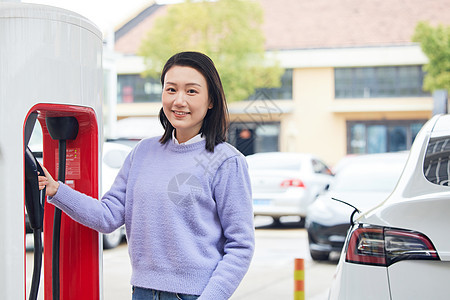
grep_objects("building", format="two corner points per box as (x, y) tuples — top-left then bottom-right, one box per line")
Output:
(112, 0), (450, 165)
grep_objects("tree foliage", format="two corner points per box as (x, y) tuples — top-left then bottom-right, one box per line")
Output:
(138, 0), (283, 102)
(412, 21), (450, 92)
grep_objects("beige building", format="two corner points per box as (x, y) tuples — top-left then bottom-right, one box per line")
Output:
(112, 0), (449, 166)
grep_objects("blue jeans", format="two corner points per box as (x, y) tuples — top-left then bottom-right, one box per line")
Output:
(132, 287), (199, 300)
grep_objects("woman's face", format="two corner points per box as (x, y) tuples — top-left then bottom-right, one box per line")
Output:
(162, 65), (212, 143)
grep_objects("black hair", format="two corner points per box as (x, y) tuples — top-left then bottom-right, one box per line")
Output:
(159, 51), (229, 152)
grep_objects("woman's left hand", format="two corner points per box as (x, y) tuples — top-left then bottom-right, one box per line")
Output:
(38, 164), (59, 197)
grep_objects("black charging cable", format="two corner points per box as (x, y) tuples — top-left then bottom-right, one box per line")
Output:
(30, 227), (43, 300)
(24, 147), (46, 300)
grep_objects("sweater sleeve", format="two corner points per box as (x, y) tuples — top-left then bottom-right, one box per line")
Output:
(47, 149), (132, 234)
(200, 154), (255, 299)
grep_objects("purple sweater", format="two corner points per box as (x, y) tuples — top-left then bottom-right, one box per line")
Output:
(48, 137), (255, 299)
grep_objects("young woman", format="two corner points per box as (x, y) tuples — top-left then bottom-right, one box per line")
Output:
(39, 51), (255, 300)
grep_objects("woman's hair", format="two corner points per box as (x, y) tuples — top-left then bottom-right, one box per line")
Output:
(159, 51), (229, 152)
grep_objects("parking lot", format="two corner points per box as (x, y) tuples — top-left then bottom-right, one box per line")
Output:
(26, 217), (337, 299)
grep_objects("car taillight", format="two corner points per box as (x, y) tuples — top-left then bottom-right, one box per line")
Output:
(384, 229), (439, 265)
(280, 179), (305, 188)
(346, 227), (386, 265)
(345, 225), (439, 267)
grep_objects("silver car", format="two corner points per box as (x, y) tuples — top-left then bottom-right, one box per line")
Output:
(246, 152), (334, 225)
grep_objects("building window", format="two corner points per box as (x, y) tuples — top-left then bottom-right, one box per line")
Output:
(335, 66), (430, 98)
(228, 122), (280, 156)
(348, 120), (426, 154)
(117, 74), (161, 103)
(247, 69), (293, 100)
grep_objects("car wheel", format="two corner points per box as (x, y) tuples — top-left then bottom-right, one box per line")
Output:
(310, 249), (329, 261)
(103, 229), (123, 249)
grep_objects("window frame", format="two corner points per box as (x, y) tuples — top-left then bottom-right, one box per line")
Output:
(347, 120), (427, 154)
(247, 69), (293, 101)
(117, 74), (162, 103)
(335, 66), (430, 99)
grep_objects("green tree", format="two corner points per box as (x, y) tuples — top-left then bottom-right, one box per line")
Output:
(412, 21), (450, 92)
(138, 0), (283, 102)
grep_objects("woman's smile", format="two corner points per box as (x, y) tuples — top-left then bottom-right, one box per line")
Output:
(173, 110), (190, 116)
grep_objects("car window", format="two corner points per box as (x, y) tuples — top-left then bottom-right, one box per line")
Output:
(312, 159), (332, 175)
(424, 136), (450, 186)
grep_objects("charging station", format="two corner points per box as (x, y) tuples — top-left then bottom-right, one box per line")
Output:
(0, 3), (103, 299)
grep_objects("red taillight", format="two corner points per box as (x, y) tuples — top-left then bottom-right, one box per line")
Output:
(384, 229), (439, 265)
(345, 225), (439, 267)
(346, 227), (386, 266)
(280, 179), (305, 188)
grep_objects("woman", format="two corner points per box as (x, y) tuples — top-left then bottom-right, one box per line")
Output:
(39, 51), (255, 300)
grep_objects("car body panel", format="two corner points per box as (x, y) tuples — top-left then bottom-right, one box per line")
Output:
(329, 259), (391, 300)
(252, 182), (308, 216)
(388, 260), (450, 300)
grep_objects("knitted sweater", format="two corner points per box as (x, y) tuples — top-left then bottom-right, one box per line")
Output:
(48, 137), (255, 299)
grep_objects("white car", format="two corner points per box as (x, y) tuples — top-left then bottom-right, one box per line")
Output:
(329, 114), (450, 300)
(246, 152), (334, 225)
(101, 141), (133, 249)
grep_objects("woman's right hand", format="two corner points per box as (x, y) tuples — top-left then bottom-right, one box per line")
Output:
(38, 164), (59, 197)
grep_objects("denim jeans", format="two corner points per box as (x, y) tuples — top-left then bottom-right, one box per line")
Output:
(132, 286), (199, 300)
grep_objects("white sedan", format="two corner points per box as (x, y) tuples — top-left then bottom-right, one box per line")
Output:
(246, 152), (334, 225)
(329, 114), (450, 300)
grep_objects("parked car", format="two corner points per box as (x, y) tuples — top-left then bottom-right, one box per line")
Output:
(329, 114), (450, 300)
(305, 152), (409, 261)
(101, 141), (133, 249)
(246, 152), (334, 225)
